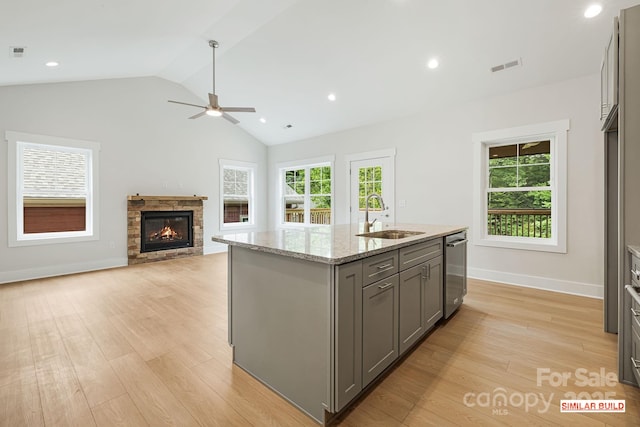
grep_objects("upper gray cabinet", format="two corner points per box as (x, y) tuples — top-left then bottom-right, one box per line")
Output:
(601, 17), (619, 130)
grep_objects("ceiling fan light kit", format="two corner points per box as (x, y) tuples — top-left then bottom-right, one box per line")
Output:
(168, 40), (256, 124)
(206, 108), (223, 117)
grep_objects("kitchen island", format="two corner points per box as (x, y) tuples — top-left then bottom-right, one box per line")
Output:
(212, 223), (466, 424)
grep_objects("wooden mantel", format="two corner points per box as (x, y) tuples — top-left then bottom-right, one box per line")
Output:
(127, 195), (208, 201)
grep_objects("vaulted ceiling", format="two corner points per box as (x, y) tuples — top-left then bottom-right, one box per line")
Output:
(2, 0), (638, 145)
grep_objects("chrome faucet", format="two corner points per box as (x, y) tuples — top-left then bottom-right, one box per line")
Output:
(364, 193), (385, 233)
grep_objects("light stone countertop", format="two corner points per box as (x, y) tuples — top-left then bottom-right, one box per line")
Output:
(212, 223), (467, 265)
(628, 245), (640, 258)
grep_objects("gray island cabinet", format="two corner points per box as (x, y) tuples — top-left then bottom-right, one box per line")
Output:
(212, 223), (465, 424)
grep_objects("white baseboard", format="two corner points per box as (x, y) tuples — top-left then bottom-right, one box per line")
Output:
(468, 267), (603, 299)
(0, 257), (129, 285)
(204, 242), (228, 255)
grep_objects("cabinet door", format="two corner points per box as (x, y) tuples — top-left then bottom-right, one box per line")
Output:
(632, 326), (640, 386)
(399, 264), (426, 354)
(335, 261), (362, 411)
(606, 18), (619, 114)
(601, 17), (619, 128)
(601, 52), (608, 122)
(424, 256), (443, 330)
(362, 274), (399, 386)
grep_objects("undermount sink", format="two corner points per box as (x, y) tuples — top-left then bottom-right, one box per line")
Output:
(357, 230), (425, 239)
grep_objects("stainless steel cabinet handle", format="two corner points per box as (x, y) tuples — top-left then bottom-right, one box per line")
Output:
(631, 307), (640, 317)
(421, 266), (427, 280)
(404, 253), (429, 264)
(632, 269), (640, 281)
(378, 282), (394, 290)
(632, 357), (640, 370)
(376, 263), (392, 269)
(446, 239), (468, 248)
(428, 263), (431, 280)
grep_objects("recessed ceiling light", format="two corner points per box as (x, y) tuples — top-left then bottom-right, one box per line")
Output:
(327, 93), (336, 101)
(45, 61), (59, 67)
(260, 117), (267, 124)
(427, 58), (439, 69)
(584, 4), (602, 18)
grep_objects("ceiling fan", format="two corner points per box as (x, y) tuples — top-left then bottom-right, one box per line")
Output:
(168, 40), (256, 124)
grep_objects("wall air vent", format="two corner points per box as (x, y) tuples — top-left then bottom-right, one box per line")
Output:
(10, 46), (26, 58)
(491, 58), (522, 73)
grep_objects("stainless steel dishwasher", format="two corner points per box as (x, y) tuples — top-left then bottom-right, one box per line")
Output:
(445, 231), (468, 318)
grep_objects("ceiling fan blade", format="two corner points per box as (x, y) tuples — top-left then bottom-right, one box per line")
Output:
(188, 111), (207, 120)
(222, 113), (240, 125)
(169, 100), (207, 109)
(221, 107), (256, 113)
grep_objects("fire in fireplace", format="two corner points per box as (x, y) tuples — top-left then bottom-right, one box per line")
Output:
(140, 211), (193, 253)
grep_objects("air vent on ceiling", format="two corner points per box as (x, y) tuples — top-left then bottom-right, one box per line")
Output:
(491, 58), (522, 73)
(9, 46), (26, 58)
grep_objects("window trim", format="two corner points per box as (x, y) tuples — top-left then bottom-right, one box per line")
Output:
(6, 131), (100, 247)
(276, 155), (335, 228)
(219, 159), (257, 231)
(472, 120), (569, 253)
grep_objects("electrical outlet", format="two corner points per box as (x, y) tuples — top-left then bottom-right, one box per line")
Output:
(399, 199), (406, 208)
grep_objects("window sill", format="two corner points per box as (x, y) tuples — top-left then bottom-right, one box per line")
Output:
(10, 231), (98, 247)
(278, 223), (332, 229)
(474, 235), (566, 254)
(220, 224), (256, 232)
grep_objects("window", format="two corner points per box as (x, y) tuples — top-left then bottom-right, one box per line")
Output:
(358, 166), (383, 210)
(6, 131), (100, 246)
(219, 159), (256, 230)
(279, 158), (333, 226)
(472, 120), (568, 253)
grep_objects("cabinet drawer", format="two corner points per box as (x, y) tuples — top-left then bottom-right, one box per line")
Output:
(399, 239), (442, 271)
(632, 255), (640, 286)
(363, 251), (399, 287)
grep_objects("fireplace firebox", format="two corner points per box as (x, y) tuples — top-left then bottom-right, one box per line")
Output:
(140, 211), (193, 253)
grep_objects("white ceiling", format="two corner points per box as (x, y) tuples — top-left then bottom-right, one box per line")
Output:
(2, 0), (639, 145)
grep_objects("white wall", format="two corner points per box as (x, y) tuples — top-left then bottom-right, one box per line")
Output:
(0, 77), (267, 283)
(267, 74), (604, 298)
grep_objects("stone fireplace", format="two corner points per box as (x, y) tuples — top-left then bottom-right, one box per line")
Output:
(140, 210), (193, 253)
(127, 195), (207, 265)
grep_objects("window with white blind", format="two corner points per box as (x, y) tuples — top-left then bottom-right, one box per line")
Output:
(6, 131), (100, 246)
(219, 159), (256, 230)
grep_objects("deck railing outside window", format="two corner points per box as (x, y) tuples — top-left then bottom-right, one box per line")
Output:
(487, 209), (551, 238)
(285, 208), (331, 225)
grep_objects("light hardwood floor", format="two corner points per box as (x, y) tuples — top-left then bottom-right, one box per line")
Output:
(1, 253), (639, 426)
